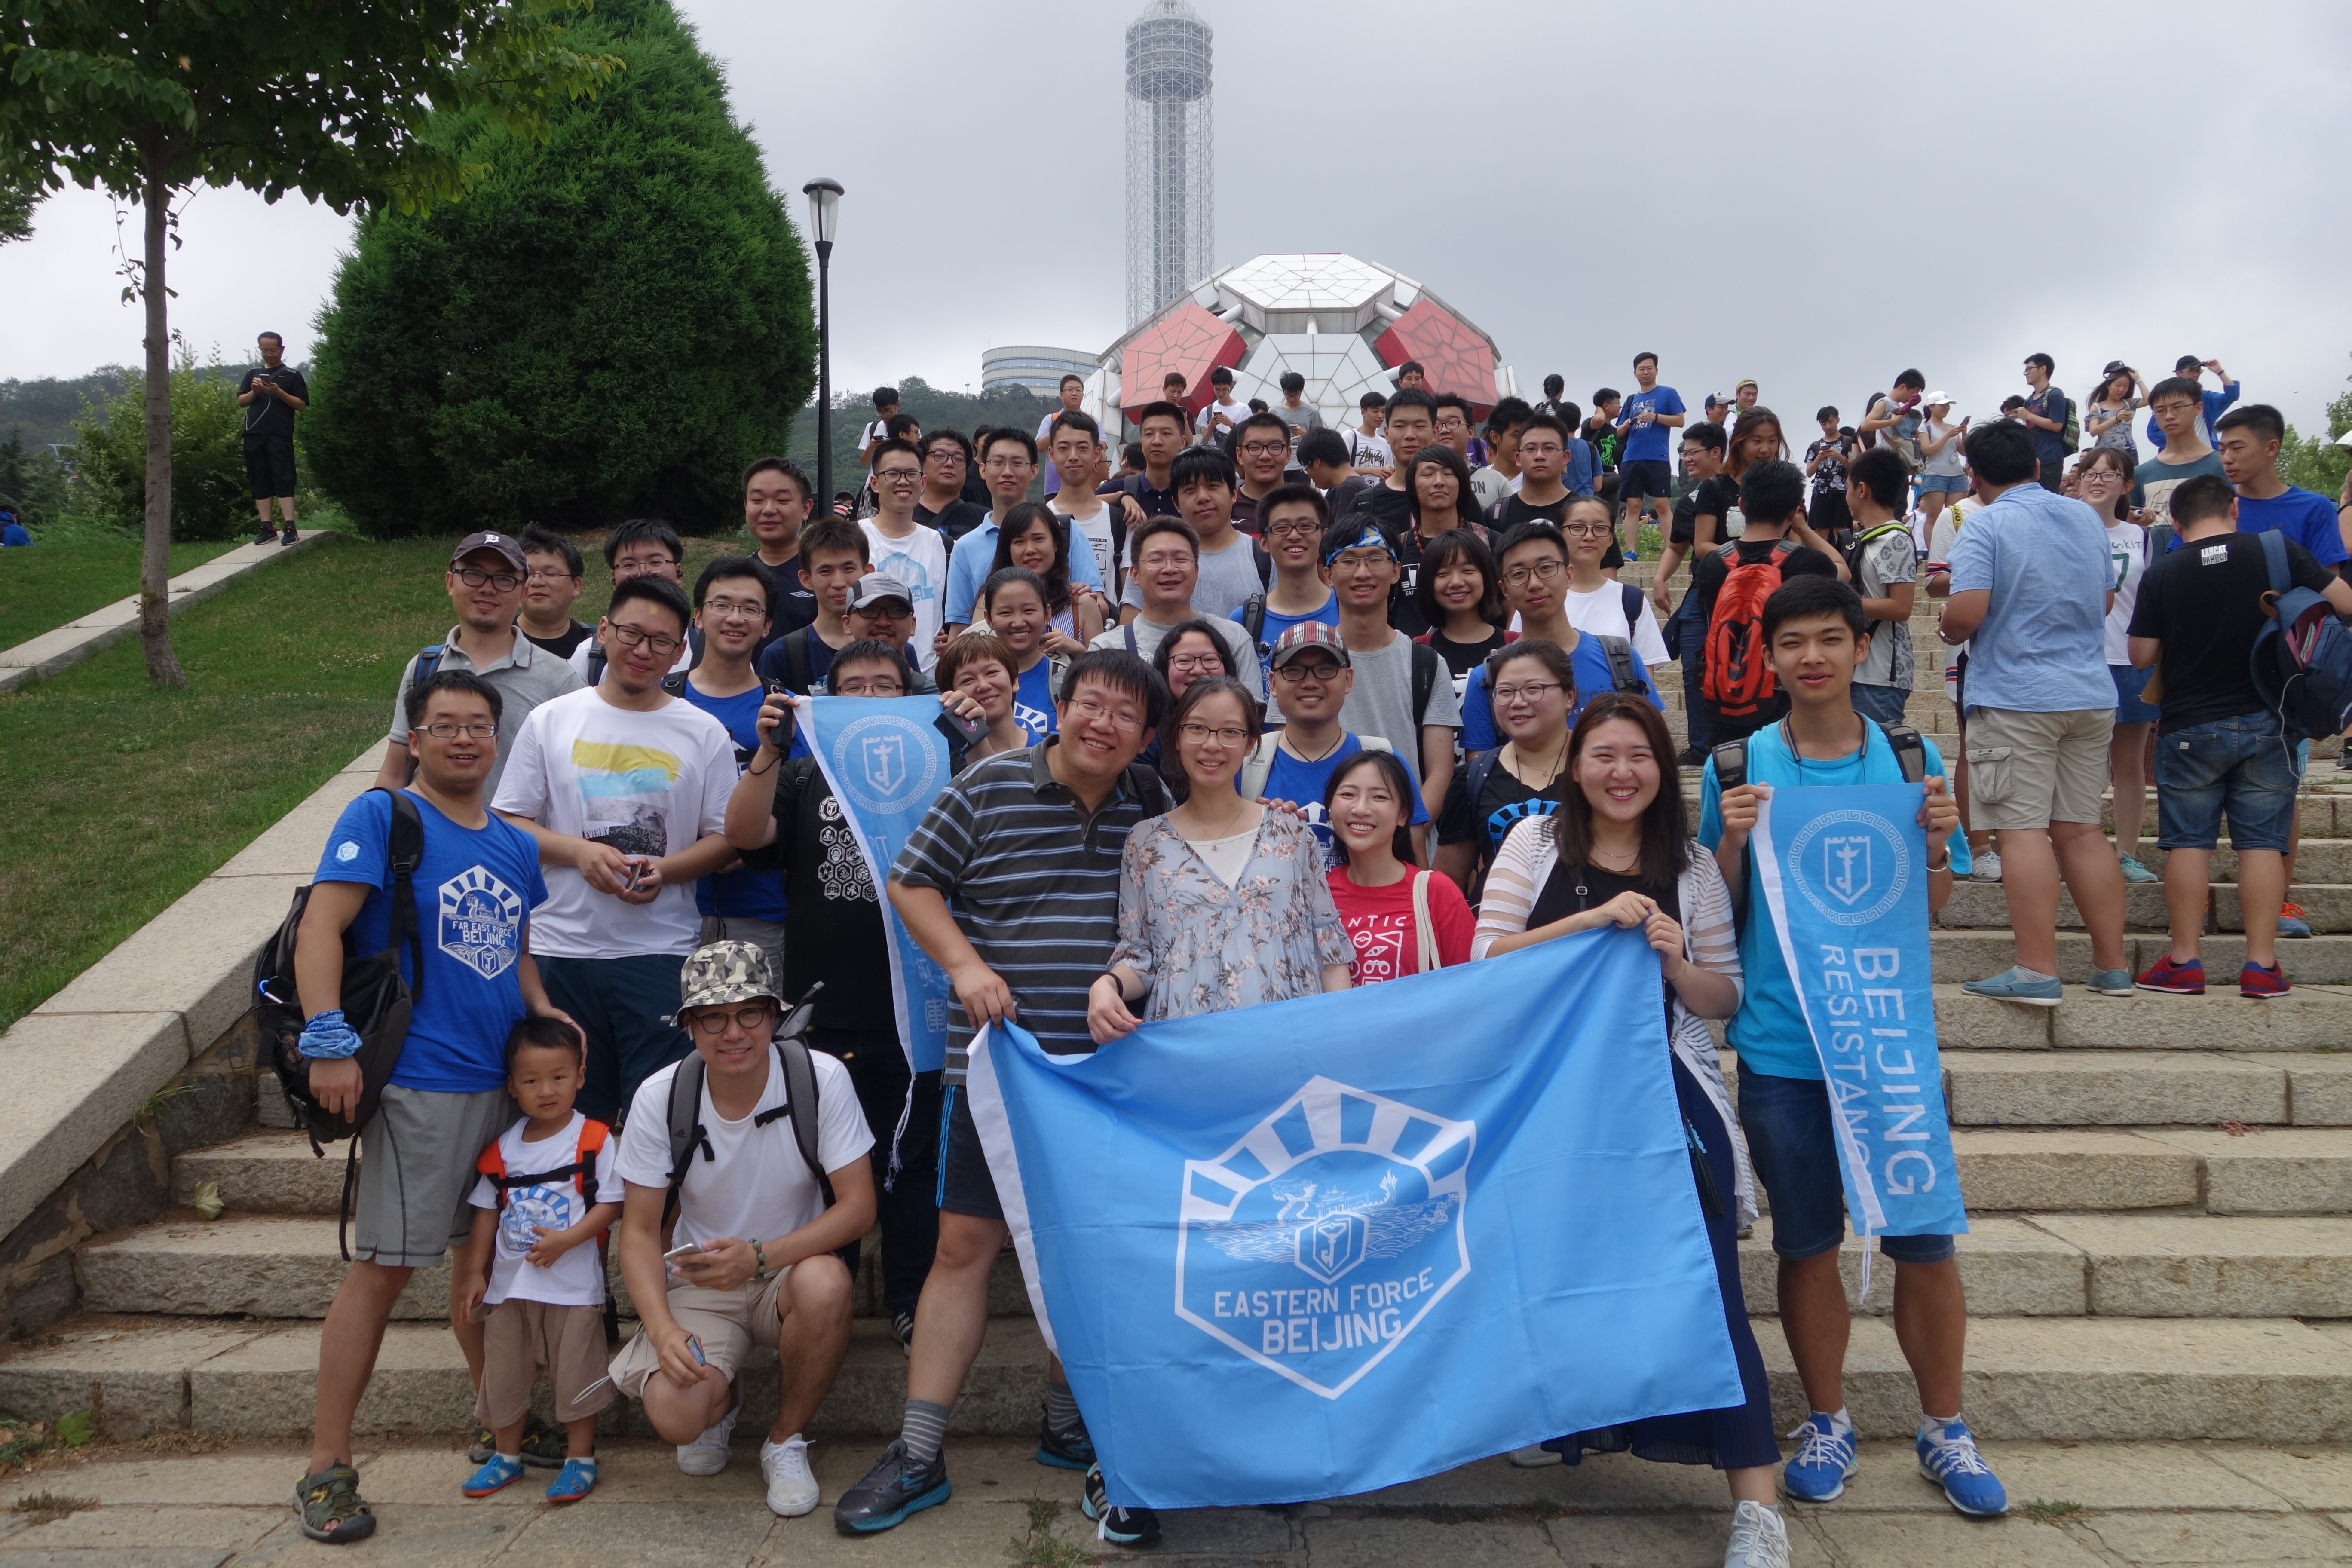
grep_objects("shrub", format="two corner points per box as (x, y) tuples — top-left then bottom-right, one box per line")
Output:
(64, 342), (253, 541)
(305, 0), (813, 539)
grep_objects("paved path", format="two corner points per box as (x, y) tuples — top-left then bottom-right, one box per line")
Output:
(3, 1436), (2349, 1565)
(0, 531), (330, 693)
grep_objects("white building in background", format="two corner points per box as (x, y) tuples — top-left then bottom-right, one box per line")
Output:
(980, 346), (1100, 396)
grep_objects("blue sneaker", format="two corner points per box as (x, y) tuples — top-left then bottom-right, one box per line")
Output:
(461, 1453), (525, 1498)
(2086, 967), (2135, 997)
(2278, 902), (2315, 939)
(1960, 967), (2063, 1007)
(544, 1457), (597, 1504)
(1917, 1419), (2007, 1516)
(1623, 549), (1642, 562)
(832, 1439), (950, 1534)
(1036, 1403), (1095, 1471)
(1782, 1413), (1857, 1503)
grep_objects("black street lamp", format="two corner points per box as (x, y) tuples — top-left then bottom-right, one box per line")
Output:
(802, 177), (844, 512)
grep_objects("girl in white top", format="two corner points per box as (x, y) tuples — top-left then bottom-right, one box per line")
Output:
(2078, 447), (2157, 883)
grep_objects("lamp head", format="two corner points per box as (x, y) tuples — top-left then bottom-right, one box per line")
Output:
(801, 177), (843, 247)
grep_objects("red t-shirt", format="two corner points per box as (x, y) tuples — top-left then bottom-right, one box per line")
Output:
(1325, 867), (1476, 985)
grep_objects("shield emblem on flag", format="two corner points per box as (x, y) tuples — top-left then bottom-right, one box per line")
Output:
(1821, 834), (1873, 906)
(1788, 808), (1909, 927)
(828, 710), (940, 815)
(1298, 1213), (1368, 1285)
(861, 733), (906, 795)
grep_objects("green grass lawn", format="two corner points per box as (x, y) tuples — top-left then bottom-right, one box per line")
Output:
(0, 535), (244, 650)
(0, 527), (756, 1031)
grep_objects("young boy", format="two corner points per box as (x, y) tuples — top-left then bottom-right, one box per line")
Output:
(1843, 447), (1921, 732)
(757, 516), (869, 695)
(2133, 377), (2228, 530)
(2127, 474), (2352, 997)
(455, 1018), (623, 1504)
(1698, 576), (2002, 1521)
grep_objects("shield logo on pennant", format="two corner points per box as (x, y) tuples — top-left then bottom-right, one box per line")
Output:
(1822, 834), (1873, 906)
(827, 711), (940, 816)
(1297, 1213), (1367, 1285)
(861, 733), (905, 795)
(1788, 808), (1911, 927)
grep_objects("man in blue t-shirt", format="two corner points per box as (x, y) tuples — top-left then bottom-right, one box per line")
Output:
(677, 557), (790, 977)
(292, 668), (562, 1543)
(1228, 485), (1338, 698)
(0, 509), (28, 546)
(1253, 622), (1428, 858)
(1697, 577), (2006, 1522)
(1610, 352), (1685, 547)
(1458, 520), (1663, 750)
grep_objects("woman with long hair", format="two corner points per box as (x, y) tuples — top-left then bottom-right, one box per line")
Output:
(2084, 365), (2144, 465)
(934, 629), (1033, 765)
(1470, 692), (1782, 1563)
(2077, 447), (2159, 883)
(1435, 640), (1575, 899)
(1089, 676), (1350, 1039)
(1412, 528), (1511, 698)
(988, 501), (1104, 648)
(1707, 406), (1839, 558)
(1394, 444), (1486, 637)
(1323, 748), (1474, 983)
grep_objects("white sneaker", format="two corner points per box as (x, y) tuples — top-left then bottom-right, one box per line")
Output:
(1507, 1443), (1561, 1467)
(1724, 1499), (1790, 1568)
(675, 1386), (739, 1476)
(760, 1434), (819, 1516)
(1971, 847), (2003, 882)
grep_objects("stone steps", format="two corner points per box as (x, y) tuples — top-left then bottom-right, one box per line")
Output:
(1939, 1050), (2352, 1127)
(9, 1309), (2350, 1442)
(1923, 929), (2352, 984)
(1940, 880), (2352, 933)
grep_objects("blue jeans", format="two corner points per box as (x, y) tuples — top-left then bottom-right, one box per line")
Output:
(1851, 682), (1912, 730)
(1736, 1065), (1955, 1264)
(1673, 591), (1710, 753)
(2154, 713), (2302, 853)
(537, 952), (693, 1126)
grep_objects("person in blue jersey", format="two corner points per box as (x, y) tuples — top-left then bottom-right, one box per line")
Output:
(1228, 484), (1340, 691)
(974, 567), (1068, 744)
(1699, 576), (2003, 1523)
(1251, 622), (1430, 861)
(1611, 352), (1687, 557)
(676, 557), (788, 981)
(1459, 521), (1663, 751)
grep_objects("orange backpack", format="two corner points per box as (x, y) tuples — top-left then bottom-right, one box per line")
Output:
(477, 1118), (617, 1335)
(1701, 539), (1799, 717)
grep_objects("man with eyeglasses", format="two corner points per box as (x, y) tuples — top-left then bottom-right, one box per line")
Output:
(828, 576), (940, 695)
(292, 668), (566, 1545)
(1256, 622), (1427, 857)
(859, 439), (949, 670)
(1324, 521), (1457, 823)
(676, 557), (789, 982)
(1232, 485), (1341, 694)
(516, 529), (593, 659)
(1088, 515), (1262, 693)
(1432, 394), (1477, 462)
(913, 432), (987, 551)
(1491, 412), (1616, 573)
(1227, 410), (1295, 536)
(494, 575), (742, 1125)
(570, 519), (696, 684)
(376, 532), (582, 800)
(1458, 521), (1663, 753)
(1121, 446), (1263, 627)
(940, 428), (1107, 630)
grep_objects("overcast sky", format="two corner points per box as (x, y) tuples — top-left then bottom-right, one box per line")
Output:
(6, 1), (2352, 433)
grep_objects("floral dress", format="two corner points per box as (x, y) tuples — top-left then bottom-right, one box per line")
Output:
(1108, 810), (1352, 1023)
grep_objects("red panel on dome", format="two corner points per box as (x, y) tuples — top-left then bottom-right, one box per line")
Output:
(1119, 301), (1246, 419)
(1374, 300), (1498, 417)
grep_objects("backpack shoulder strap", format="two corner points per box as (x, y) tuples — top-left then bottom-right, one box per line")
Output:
(1410, 640), (1438, 725)
(585, 641), (607, 686)
(764, 1035), (834, 1198)
(1709, 738), (1749, 793)
(2260, 527), (2291, 593)
(1237, 732), (1283, 799)
(414, 644), (446, 685)
(1123, 623), (1139, 655)
(1463, 747), (1500, 815)
(1880, 723), (1928, 784)
(1241, 593), (1267, 644)
(1254, 543), (1274, 589)
(1121, 761), (1171, 815)
(1597, 634), (1644, 694)
(383, 790), (426, 1002)
(660, 669), (688, 697)
(475, 1140), (506, 1181)
(1620, 582), (1643, 629)
(662, 1054), (710, 1229)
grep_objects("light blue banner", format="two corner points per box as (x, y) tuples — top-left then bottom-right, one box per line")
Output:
(964, 928), (1742, 1510)
(802, 697), (955, 1074)
(1749, 783), (1967, 1241)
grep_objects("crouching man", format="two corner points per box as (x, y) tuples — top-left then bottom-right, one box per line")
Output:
(607, 941), (877, 1517)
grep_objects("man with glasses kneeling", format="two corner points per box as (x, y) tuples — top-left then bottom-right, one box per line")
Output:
(493, 575), (743, 1124)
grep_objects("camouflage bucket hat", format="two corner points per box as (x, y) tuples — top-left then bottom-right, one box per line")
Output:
(668, 940), (782, 1024)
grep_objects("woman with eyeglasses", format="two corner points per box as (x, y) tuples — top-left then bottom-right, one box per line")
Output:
(1088, 677), (1350, 1041)
(1435, 640), (1577, 901)
(1469, 693), (1780, 1559)
(987, 502), (1104, 649)
(1135, 617), (1236, 786)
(1323, 748), (1473, 983)
(1392, 445), (1488, 637)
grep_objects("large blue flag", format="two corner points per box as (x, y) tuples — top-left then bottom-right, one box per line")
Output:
(801, 696), (955, 1074)
(964, 927), (1743, 1510)
(1749, 784), (1967, 1243)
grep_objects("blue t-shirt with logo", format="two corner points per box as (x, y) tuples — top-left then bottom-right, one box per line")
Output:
(678, 681), (790, 922)
(1619, 386), (1686, 463)
(1262, 734), (1430, 855)
(1458, 633), (1664, 751)
(1014, 657), (1060, 742)
(1697, 723), (1967, 1081)
(315, 790), (549, 1093)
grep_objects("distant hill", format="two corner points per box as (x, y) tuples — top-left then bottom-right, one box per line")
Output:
(0, 361), (268, 452)
(787, 376), (1052, 500)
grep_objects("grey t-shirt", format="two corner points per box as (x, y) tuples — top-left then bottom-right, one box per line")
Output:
(1121, 532), (1263, 621)
(1853, 527), (1920, 691)
(388, 628), (584, 800)
(1322, 629), (1461, 793)
(1089, 613), (1264, 697)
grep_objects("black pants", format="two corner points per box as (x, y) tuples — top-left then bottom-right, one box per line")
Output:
(814, 1027), (941, 1318)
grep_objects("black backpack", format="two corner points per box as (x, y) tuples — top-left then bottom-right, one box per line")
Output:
(1711, 721), (1928, 930)
(662, 985), (864, 1274)
(1236, 544), (1280, 652)
(251, 788), (425, 1258)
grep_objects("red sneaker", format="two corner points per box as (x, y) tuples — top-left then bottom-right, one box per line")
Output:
(2240, 961), (2291, 1000)
(2134, 954), (2206, 995)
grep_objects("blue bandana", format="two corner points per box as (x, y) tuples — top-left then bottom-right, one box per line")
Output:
(1322, 522), (1398, 567)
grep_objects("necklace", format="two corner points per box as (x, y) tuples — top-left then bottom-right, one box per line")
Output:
(1779, 713), (1870, 779)
(1587, 841), (1641, 872)
(1283, 729), (1347, 765)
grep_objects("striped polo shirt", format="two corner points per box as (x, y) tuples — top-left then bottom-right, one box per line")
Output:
(891, 740), (1167, 1084)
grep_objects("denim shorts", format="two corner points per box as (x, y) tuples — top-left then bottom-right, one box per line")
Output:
(1915, 473), (1969, 498)
(1851, 681), (1912, 730)
(2154, 713), (2303, 853)
(1736, 1065), (1955, 1264)
(2110, 663), (2161, 726)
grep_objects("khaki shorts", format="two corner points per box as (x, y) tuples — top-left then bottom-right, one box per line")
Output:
(606, 1272), (789, 1400)
(475, 1298), (614, 1429)
(1964, 706), (2115, 831)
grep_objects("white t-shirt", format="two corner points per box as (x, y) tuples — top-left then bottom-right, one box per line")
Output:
(2104, 520), (2149, 667)
(490, 688), (736, 959)
(467, 1112), (624, 1307)
(1057, 505), (1118, 591)
(613, 1051), (874, 1253)
(1345, 429), (1393, 469)
(861, 418), (889, 450)
(1196, 398), (1248, 440)
(1560, 582), (1672, 666)
(861, 519), (949, 671)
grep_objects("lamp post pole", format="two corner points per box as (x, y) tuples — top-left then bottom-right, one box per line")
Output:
(803, 178), (844, 513)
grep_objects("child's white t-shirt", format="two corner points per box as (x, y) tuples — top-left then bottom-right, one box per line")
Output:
(466, 1112), (624, 1307)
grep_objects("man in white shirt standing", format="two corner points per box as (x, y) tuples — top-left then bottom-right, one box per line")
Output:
(494, 576), (741, 1124)
(1194, 365), (1246, 445)
(860, 439), (949, 670)
(1038, 374), (1087, 499)
(1046, 412), (1119, 595)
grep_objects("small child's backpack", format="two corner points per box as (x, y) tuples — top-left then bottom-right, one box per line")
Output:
(1701, 540), (1799, 718)
(2250, 530), (2352, 741)
(477, 1118), (618, 1338)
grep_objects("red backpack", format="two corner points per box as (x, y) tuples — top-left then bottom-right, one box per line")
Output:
(1700, 539), (1799, 717)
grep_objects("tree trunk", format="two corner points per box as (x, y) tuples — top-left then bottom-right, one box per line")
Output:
(138, 135), (185, 689)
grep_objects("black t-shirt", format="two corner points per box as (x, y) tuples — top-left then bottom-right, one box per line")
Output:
(237, 365), (308, 441)
(1326, 474), (1378, 524)
(1390, 519), (1491, 638)
(1107, 473), (1180, 519)
(1692, 536), (1838, 626)
(916, 500), (988, 554)
(1424, 626), (1508, 680)
(1671, 475), (1741, 548)
(2128, 531), (2334, 734)
(1488, 490), (1622, 571)
(752, 552), (820, 640)
(1347, 484), (1412, 539)
(522, 619), (594, 659)
(747, 758), (895, 1032)
(1438, 753), (1570, 867)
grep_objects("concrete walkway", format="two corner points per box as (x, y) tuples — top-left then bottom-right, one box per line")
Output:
(2, 1436), (2349, 1565)
(0, 530), (331, 693)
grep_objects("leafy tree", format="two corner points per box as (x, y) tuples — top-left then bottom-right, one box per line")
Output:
(306, 0), (813, 539)
(0, 165), (36, 243)
(2281, 359), (2352, 507)
(66, 340), (252, 541)
(0, 427), (72, 529)
(0, 1), (617, 686)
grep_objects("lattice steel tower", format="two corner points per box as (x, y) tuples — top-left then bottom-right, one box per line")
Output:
(1124, 0), (1214, 327)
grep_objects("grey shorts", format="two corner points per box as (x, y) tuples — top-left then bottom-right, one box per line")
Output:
(352, 1084), (513, 1268)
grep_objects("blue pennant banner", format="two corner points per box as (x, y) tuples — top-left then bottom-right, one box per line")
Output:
(963, 927), (1743, 1510)
(801, 696), (955, 1073)
(1748, 783), (1968, 1242)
